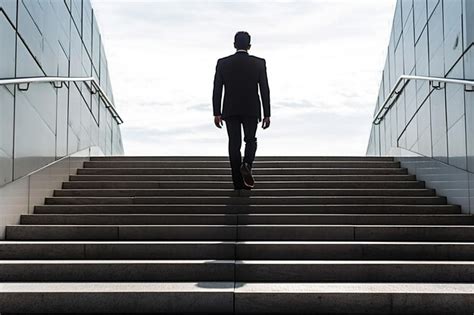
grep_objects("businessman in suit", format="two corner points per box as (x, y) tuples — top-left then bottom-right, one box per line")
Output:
(213, 31), (271, 190)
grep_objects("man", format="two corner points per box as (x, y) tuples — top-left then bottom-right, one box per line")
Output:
(213, 31), (271, 191)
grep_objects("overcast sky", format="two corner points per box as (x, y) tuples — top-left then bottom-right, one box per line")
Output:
(92, 0), (396, 156)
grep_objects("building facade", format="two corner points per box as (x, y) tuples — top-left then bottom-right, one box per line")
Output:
(0, 0), (123, 187)
(367, 0), (474, 213)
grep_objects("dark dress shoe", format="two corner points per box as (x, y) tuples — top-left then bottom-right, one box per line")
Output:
(240, 163), (255, 188)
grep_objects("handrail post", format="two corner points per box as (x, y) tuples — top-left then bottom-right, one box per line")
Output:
(18, 83), (30, 91)
(53, 81), (63, 89)
(430, 80), (444, 90)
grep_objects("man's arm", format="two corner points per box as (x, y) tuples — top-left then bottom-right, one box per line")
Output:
(259, 59), (271, 119)
(212, 60), (223, 117)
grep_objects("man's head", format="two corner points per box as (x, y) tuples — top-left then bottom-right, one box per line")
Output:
(234, 31), (251, 51)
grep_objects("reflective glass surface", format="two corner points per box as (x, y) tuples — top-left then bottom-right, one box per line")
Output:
(0, 0), (123, 186)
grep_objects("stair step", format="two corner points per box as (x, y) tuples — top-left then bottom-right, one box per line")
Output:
(1, 241), (473, 260)
(90, 156), (395, 162)
(6, 225), (474, 241)
(238, 241), (474, 260)
(0, 282), (234, 314)
(21, 214), (473, 225)
(0, 260), (234, 282)
(233, 283), (474, 314)
(63, 180), (426, 189)
(6, 225), (237, 241)
(1, 282), (469, 314)
(239, 225), (474, 241)
(44, 196), (448, 205)
(83, 161), (401, 169)
(4, 154), (471, 314)
(0, 241), (235, 260)
(53, 188), (436, 197)
(235, 260), (474, 282)
(0, 260), (472, 283)
(77, 168), (408, 175)
(34, 204), (461, 215)
(22, 214), (238, 225)
(70, 174), (418, 181)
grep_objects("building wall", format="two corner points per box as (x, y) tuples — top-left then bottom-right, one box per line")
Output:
(0, 0), (123, 187)
(367, 0), (474, 213)
(0, 147), (96, 239)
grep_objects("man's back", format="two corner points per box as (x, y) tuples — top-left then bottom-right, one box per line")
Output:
(213, 51), (270, 121)
(212, 31), (271, 191)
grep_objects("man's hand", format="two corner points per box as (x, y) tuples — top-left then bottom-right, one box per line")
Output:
(262, 117), (271, 129)
(214, 115), (224, 129)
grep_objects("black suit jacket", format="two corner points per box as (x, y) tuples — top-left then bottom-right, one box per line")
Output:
(213, 51), (271, 121)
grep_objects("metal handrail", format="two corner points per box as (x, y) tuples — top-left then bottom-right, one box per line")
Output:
(0, 76), (123, 124)
(373, 75), (474, 125)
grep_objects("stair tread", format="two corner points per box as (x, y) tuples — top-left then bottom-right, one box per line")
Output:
(1, 260), (472, 265)
(1, 240), (473, 245)
(91, 156), (395, 159)
(34, 204), (461, 215)
(65, 181), (420, 183)
(86, 160), (396, 163)
(0, 282), (235, 292)
(46, 196), (445, 200)
(80, 167), (403, 170)
(23, 214), (470, 217)
(69, 175), (418, 182)
(84, 163), (401, 168)
(235, 260), (474, 265)
(240, 240), (474, 244)
(57, 188), (432, 191)
(21, 213), (472, 225)
(0, 282), (472, 294)
(70, 175), (415, 178)
(0, 241), (233, 244)
(10, 224), (474, 227)
(0, 259), (234, 264)
(235, 282), (474, 293)
(35, 204), (458, 207)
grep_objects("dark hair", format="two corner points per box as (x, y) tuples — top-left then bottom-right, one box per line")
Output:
(234, 31), (251, 50)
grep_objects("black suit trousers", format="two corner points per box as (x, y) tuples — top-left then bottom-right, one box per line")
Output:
(225, 115), (258, 188)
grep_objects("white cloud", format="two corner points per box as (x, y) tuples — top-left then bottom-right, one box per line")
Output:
(92, 0), (396, 156)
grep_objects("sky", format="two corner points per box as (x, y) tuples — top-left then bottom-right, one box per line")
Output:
(92, 0), (396, 156)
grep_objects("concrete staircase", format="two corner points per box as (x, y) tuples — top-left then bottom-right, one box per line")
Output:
(1, 156), (473, 314)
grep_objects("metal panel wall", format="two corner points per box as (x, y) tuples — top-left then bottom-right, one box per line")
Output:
(0, 0), (123, 186)
(367, 0), (474, 213)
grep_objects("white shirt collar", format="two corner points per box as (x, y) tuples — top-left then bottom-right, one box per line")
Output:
(236, 49), (248, 53)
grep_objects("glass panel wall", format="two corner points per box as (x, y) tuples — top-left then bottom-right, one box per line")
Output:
(0, 0), (123, 186)
(367, 0), (474, 213)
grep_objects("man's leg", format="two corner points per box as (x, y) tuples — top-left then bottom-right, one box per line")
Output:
(225, 116), (244, 189)
(239, 116), (258, 188)
(242, 116), (259, 167)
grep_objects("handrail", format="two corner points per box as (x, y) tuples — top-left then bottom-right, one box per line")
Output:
(373, 75), (474, 125)
(0, 76), (123, 125)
